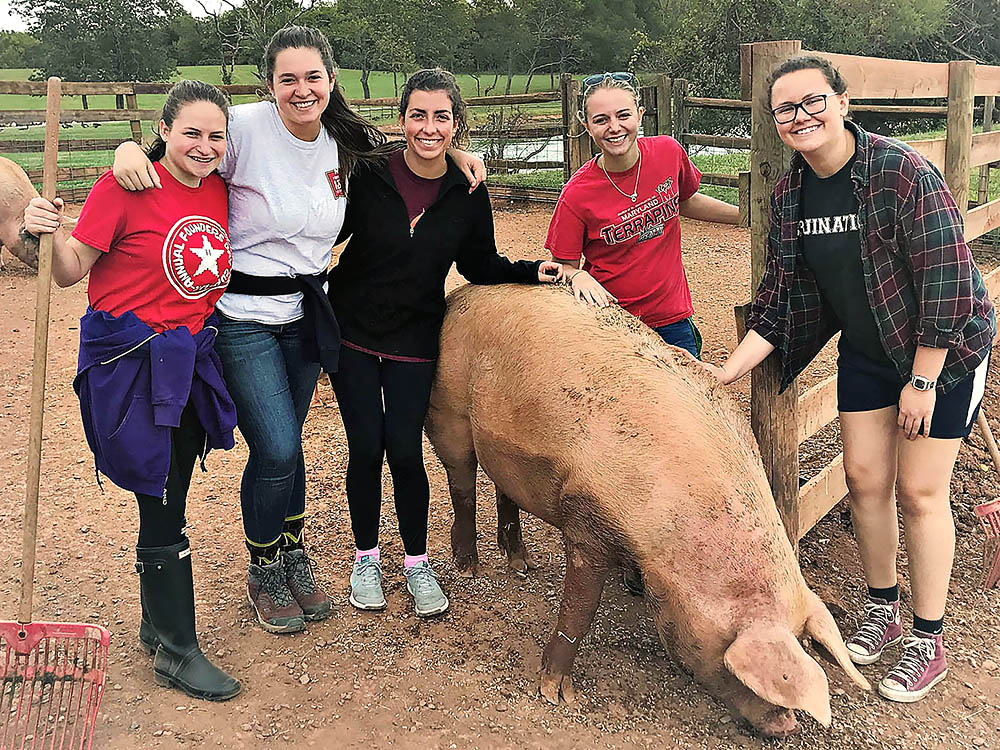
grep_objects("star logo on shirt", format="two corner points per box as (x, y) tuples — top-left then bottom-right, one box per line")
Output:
(190, 235), (225, 278)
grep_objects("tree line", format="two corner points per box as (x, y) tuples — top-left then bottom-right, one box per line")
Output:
(3, 0), (997, 100)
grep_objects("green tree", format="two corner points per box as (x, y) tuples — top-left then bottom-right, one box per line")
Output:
(0, 31), (40, 68)
(170, 13), (218, 66)
(14, 0), (181, 80)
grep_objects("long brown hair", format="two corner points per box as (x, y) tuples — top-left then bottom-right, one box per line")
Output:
(263, 26), (395, 191)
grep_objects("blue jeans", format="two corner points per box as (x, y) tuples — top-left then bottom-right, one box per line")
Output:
(653, 317), (702, 359)
(214, 312), (320, 546)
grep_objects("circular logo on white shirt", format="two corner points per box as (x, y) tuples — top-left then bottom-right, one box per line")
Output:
(161, 215), (232, 300)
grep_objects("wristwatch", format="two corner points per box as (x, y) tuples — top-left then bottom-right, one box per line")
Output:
(909, 374), (937, 392)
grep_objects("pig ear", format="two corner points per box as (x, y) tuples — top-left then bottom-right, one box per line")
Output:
(805, 591), (872, 692)
(724, 623), (832, 727)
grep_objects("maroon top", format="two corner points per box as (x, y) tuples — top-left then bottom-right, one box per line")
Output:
(388, 149), (444, 227)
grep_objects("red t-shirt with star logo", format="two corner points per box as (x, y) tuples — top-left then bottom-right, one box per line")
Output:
(545, 136), (701, 329)
(73, 162), (231, 334)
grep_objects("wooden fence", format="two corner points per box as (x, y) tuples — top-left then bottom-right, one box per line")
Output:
(4, 74), (993, 211)
(0, 79), (566, 202)
(742, 41), (1000, 546)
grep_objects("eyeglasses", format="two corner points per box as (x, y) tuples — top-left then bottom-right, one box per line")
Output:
(770, 93), (838, 124)
(582, 72), (638, 92)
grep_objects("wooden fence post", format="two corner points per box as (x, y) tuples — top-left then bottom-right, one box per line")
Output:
(739, 44), (753, 102)
(656, 74), (671, 136)
(125, 84), (143, 144)
(561, 74), (584, 180)
(641, 85), (657, 138)
(750, 40), (801, 545)
(738, 171), (750, 228)
(945, 60), (975, 219)
(671, 78), (688, 145)
(978, 96), (995, 206)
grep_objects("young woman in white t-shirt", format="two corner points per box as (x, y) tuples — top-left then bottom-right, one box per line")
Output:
(113, 26), (486, 635)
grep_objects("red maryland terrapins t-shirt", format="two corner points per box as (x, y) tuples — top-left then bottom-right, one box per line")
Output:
(73, 162), (231, 334)
(545, 136), (701, 329)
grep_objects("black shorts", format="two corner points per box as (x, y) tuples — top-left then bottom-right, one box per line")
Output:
(836, 341), (990, 439)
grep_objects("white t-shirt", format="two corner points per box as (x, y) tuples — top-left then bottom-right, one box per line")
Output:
(215, 101), (346, 324)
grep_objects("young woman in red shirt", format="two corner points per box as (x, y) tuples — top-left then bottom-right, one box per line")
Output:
(23, 80), (241, 701)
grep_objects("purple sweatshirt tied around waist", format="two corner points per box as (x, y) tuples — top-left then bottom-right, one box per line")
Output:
(74, 308), (236, 497)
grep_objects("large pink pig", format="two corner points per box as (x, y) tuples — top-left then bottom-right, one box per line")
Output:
(424, 283), (869, 737)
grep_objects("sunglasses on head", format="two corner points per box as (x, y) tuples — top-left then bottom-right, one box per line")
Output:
(582, 72), (638, 91)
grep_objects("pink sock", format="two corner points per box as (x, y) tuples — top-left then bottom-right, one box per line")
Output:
(404, 553), (428, 568)
(356, 546), (380, 562)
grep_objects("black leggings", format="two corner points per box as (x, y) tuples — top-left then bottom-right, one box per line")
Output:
(331, 345), (436, 556)
(134, 403), (205, 548)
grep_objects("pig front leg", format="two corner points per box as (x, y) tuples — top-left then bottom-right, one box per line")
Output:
(540, 538), (610, 705)
(496, 488), (536, 576)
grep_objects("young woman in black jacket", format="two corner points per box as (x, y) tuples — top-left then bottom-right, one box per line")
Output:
(328, 68), (561, 617)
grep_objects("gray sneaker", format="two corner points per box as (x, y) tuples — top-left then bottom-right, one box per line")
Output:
(349, 555), (387, 611)
(404, 561), (449, 617)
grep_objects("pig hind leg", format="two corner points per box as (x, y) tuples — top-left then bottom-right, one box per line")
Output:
(540, 536), (610, 705)
(429, 413), (481, 576)
(496, 489), (536, 576)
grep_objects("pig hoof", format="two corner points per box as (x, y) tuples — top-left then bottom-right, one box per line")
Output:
(539, 674), (575, 705)
(539, 674), (560, 705)
(453, 556), (478, 577)
(508, 552), (538, 576)
(560, 676), (576, 705)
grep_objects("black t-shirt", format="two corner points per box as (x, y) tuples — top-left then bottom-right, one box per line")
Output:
(799, 156), (890, 363)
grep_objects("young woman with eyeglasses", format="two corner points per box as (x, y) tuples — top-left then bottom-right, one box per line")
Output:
(546, 72), (740, 359)
(706, 55), (994, 703)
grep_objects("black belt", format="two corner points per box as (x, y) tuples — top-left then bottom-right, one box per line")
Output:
(227, 270), (341, 373)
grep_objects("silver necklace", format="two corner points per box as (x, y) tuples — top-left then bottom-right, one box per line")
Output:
(600, 149), (641, 202)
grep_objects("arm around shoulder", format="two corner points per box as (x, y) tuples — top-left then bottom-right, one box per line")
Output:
(113, 141), (159, 191)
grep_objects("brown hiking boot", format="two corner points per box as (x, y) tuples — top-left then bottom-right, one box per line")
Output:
(247, 558), (305, 634)
(282, 548), (332, 621)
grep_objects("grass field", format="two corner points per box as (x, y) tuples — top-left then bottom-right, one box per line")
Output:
(0, 65), (560, 110)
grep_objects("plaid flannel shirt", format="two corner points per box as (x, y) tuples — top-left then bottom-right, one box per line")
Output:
(747, 121), (995, 394)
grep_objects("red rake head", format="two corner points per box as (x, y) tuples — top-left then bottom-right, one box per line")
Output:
(0, 622), (110, 750)
(974, 499), (1000, 590)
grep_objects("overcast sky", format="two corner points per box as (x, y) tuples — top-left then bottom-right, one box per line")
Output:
(1, 0), (222, 32)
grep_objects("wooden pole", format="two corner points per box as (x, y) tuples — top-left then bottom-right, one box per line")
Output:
(750, 40), (801, 545)
(671, 78), (688, 145)
(978, 96), (995, 206)
(738, 170), (750, 228)
(945, 60), (976, 219)
(561, 74), (584, 179)
(640, 85), (657, 139)
(125, 85), (143, 144)
(656, 74), (671, 136)
(20, 77), (60, 624)
(739, 44), (753, 102)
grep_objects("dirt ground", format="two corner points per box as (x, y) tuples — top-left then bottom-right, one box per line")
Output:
(2, 206), (1000, 750)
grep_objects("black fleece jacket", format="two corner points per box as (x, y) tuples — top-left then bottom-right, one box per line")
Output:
(328, 154), (542, 359)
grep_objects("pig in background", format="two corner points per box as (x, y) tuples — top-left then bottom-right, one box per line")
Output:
(425, 283), (870, 738)
(1, 155), (46, 270)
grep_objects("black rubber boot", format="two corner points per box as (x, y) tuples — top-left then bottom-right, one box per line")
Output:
(138, 586), (158, 655)
(137, 540), (242, 701)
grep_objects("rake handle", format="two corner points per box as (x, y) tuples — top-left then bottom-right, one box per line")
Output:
(19, 77), (61, 625)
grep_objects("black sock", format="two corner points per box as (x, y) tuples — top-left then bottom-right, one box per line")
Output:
(247, 537), (282, 566)
(868, 584), (899, 603)
(281, 515), (305, 552)
(913, 615), (944, 635)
